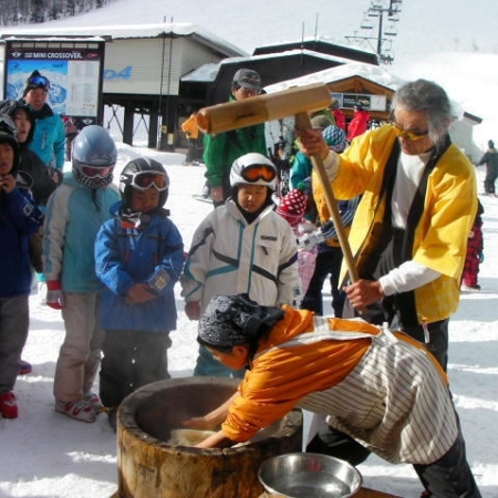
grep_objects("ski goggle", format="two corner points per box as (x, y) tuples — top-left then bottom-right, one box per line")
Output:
(391, 122), (429, 141)
(27, 74), (50, 91)
(240, 165), (277, 183)
(123, 171), (169, 192)
(81, 164), (114, 178)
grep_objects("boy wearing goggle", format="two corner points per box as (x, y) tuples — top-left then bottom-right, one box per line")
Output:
(94, 157), (184, 431)
(181, 152), (301, 378)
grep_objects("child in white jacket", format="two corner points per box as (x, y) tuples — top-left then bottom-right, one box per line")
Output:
(181, 153), (301, 377)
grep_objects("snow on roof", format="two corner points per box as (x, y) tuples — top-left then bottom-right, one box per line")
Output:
(181, 49), (354, 83)
(220, 48), (353, 66)
(264, 61), (406, 93)
(0, 22), (246, 58)
(181, 63), (221, 82)
(256, 35), (377, 57)
(0, 35), (106, 43)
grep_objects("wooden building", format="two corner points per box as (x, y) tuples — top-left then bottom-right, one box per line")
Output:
(1, 23), (245, 149)
(265, 62), (483, 161)
(182, 49), (355, 106)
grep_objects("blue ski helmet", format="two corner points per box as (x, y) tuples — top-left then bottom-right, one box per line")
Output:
(72, 125), (117, 188)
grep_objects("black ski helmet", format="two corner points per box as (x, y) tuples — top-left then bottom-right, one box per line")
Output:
(0, 114), (21, 171)
(119, 156), (170, 208)
(0, 100), (36, 149)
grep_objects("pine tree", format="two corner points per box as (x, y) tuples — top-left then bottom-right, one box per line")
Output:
(66, 0), (76, 16)
(0, 0), (110, 26)
(30, 0), (45, 23)
(48, 1), (60, 21)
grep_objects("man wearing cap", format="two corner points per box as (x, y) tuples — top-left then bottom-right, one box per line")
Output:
(203, 68), (268, 207)
(21, 70), (65, 183)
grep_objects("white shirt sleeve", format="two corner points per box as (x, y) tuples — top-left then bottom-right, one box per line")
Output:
(322, 151), (339, 181)
(379, 261), (441, 296)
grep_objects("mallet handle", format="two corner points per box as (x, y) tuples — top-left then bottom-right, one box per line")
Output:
(197, 83), (331, 135)
(295, 112), (359, 283)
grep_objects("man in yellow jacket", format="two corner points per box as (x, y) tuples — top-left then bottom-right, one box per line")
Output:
(187, 294), (481, 498)
(298, 79), (477, 372)
(297, 82), (477, 497)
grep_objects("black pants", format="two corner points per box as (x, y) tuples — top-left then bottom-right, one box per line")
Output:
(301, 244), (345, 317)
(186, 138), (199, 163)
(307, 425), (481, 497)
(210, 172), (233, 208)
(413, 431), (482, 497)
(484, 165), (497, 194)
(99, 329), (171, 408)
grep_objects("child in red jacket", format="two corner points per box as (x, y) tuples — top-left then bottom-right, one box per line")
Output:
(461, 200), (484, 291)
(346, 104), (370, 141)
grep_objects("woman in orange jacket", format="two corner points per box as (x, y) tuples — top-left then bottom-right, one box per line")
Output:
(186, 294), (481, 498)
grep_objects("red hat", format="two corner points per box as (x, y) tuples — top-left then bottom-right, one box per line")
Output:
(276, 187), (308, 226)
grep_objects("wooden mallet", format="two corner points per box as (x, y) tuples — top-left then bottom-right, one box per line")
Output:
(196, 83), (358, 283)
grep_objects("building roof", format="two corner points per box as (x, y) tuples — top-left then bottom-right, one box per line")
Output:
(264, 61), (406, 94)
(181, 49), (351, 83)
(253, 38), (379, 65)
(0, 22), (245, 58)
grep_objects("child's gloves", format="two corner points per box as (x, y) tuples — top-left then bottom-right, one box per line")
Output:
(297, 231), (324, 251)
(185, 301), (201, 321)
(479, 251), (485, 263)
(46, 280), (64, 310)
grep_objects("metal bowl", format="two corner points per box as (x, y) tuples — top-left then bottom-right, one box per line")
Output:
(258, 452), (363, 498)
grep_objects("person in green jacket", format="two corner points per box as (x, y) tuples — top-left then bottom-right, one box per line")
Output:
(203, 69), (268, 207)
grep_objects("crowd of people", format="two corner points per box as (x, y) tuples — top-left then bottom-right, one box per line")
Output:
(0, 68), (487, 497)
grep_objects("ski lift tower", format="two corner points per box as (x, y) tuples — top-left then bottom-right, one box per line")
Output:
(345, 0), (402, 64)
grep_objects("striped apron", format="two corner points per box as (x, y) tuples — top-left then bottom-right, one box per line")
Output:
(286, 317), (459, 464)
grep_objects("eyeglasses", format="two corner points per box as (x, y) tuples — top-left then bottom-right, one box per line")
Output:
(241, 165), (277, 183)
(81, 165), (114, 178)
(391, 121), (429, 141)
(122, 171), (169, 191)
(27, 74), (50, 91)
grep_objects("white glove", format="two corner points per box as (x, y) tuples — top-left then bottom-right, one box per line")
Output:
(297, 231), (324, 251)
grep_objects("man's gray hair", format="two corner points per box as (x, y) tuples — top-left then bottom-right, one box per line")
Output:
(393, 79), (453, 146)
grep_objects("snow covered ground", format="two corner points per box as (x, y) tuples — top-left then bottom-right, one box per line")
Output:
(0, 143), (497, 498)
(1, 1), (498, 496)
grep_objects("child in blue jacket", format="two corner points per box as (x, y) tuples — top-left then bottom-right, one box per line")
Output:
(0, 115), (43, 419)
(95, 157), (184, 430)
